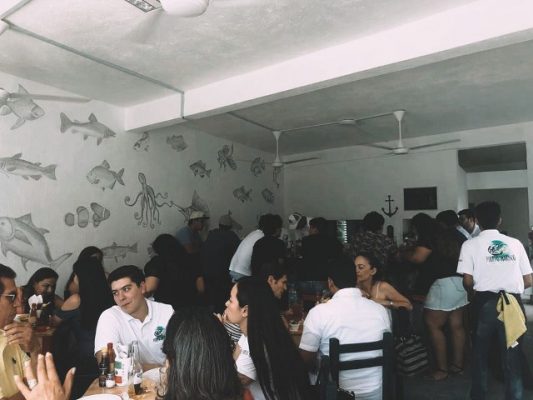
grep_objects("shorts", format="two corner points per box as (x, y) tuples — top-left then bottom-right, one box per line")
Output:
(424, 276), (468, 311)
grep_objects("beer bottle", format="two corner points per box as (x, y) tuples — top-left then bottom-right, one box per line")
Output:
(107, 342), (116, 374)
(98, 349), (109, 388)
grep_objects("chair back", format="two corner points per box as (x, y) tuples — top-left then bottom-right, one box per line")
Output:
(329, 331), (395, 400)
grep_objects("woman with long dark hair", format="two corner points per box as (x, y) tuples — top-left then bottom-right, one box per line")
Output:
(23, 267), (62, 315)
(56, 256), (114, 398)
(64, 246), (104, 299)
(224, 277), (310, 400)
(162, 307), (243, 400)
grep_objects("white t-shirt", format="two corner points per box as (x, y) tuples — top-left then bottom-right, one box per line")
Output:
(94, 299), (174, 366)
(235, 334), (265, 400)
(457, 229), (532, 293)
(299, 288), (391, 395)
(229, 229), (264, 276)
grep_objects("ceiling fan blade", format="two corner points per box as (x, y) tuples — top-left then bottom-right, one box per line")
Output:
(363, 143), (395, 151)
(284, 157), (319, 165)
(9, 93), (90, 103)
(409, 139), (460, 150)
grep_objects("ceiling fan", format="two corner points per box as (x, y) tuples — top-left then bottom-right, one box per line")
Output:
(363, 110), (460, 155)
(124, 0), (259, 17)
(271, 130), (318, 168)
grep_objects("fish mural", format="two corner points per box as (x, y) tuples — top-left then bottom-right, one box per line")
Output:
(167, 134), (187, 152)
(87, 160), (125, 191)
(233, 186), (252, 203)
(190, 160), (211, 178)
(176, 191), (210, 222)
(261, 188), (275, 204)
(64, 203), (110, 228)
(0, 214), (71, 270)
(217, 144), (237, 171)
(250, 157), (265, 177)
(0, 85), (45, 130)
(60, 112), (116, 145)
(0, 153), (56, 181)
(133, 132), (150, 152)
(101, 242), (138, 263)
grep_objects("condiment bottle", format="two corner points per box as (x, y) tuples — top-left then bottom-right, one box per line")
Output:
(98, 348), (109, 388)
(107, 342), (116, 374)
(29, 304), (37, 328)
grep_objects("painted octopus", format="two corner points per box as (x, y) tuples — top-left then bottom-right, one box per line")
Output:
(124, 173), (175, 228)
(217, 144), (237, 170)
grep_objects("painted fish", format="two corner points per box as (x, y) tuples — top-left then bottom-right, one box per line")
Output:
(176, 191), (210, 222)
(101, 242), (138, 263)
(233, 186), (252, 203)
(0, 85), (45, 130)
(91, 202), (110, 227)
(167, 134), (187, 152)
(87, 160), (125, 190)
(0, 214), (71, 270)
(60, 112), (116, 145)
(190, 160), (211, 178)
(261, 188), (275, 204)
(0, 153), (56, 180)
(250, 157), (266, 176)
(133, 132), (149, 152)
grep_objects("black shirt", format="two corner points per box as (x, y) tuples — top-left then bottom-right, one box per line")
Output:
(251, 236), (286, 276)
(201, 228), (240, 278)
(302, 233), (343, 280)
(144, 255), (200, 309)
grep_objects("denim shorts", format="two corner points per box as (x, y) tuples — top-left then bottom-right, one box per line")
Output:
(424, 276), (468, 311)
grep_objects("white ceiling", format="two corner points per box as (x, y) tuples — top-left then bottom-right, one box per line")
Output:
(1, 0), (533, 155)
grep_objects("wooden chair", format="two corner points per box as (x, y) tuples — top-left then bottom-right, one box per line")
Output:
(328, 332), (396, 400)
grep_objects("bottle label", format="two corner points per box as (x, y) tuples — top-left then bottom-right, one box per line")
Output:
(133, 372), (142, 385)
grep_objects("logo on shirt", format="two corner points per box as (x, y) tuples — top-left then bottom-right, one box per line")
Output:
(486, 240), (515, 262)
(153, 326), (165, 342)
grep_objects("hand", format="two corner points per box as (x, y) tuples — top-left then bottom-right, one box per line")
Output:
(4, 322), (39, 353)
(14, 353), (75, 400)
(214, 311), (228, 324)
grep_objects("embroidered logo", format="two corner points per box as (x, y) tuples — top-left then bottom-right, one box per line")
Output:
(486, 240), (515, 262)
(153, 326), (165, 342)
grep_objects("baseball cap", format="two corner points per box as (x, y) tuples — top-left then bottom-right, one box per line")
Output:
(189, 211), (208, 220)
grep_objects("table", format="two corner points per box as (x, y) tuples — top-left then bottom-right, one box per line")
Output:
(84, 377), (157, 399)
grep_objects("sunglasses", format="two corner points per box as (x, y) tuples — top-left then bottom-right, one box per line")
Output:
(0, 293), (17, 303)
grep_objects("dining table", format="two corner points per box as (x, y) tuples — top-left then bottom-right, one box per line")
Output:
(83, 376), (157, 399)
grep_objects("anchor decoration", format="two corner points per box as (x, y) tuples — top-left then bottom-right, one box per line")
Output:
(381, 195), (398, 217)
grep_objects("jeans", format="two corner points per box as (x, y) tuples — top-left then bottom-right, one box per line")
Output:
(471, 292), (524, 400)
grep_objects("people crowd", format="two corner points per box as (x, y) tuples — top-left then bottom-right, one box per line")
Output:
(1, 203), (532, 400)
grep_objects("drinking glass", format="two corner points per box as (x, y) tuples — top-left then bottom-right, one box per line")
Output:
(156, 366), (168, 400)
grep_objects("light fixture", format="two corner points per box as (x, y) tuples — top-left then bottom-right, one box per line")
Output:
(0, 20), (9, 36)
(159, 0), (209, 17)
(124, 0), (162, 12)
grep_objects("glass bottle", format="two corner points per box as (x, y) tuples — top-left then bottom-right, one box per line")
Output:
(131, 341), (143, 395)
(107, 342), (116, 375)
(29, 304), (37, 328)
(98, 349), (109, 388)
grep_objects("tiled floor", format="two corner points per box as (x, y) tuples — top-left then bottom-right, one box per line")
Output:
(402, 303), (533, 400)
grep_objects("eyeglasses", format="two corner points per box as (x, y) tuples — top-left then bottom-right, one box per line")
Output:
(0, 293), (17, 303)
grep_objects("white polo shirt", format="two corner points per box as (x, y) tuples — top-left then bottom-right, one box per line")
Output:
(457, 229), (532, 294)
(94, 299), (173, 365)
(299, 288), (391, 395)
(229, 229), (264, 276)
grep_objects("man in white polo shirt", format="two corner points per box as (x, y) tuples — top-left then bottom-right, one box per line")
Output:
(457, 201), (532, 400)
(299, 257), (391, 400)
(95, 265), (173, 368)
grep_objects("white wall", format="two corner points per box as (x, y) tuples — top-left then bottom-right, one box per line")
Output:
(284, 147), (462, 242)
(467, 170), (528, 190)
(0, 71), (282, 292)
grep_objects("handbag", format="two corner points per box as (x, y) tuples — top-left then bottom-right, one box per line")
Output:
(395, 335), (429, 377)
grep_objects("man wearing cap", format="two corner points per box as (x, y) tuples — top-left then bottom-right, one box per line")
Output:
(176, 211), (209, 255)
(201, 214), (241, 313)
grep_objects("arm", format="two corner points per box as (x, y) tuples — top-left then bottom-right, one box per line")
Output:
(524, 274), (532, 289)
(4, 322), (41, 356)
(299, 349), (318, 369)
(53, 295), (64, 309)
(379, 282), (413, 311)
(233, 343), (254, 386)
(462, 273), (474, 297)
(195, 276), (205, 294)
(144, 276), (159, 298)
